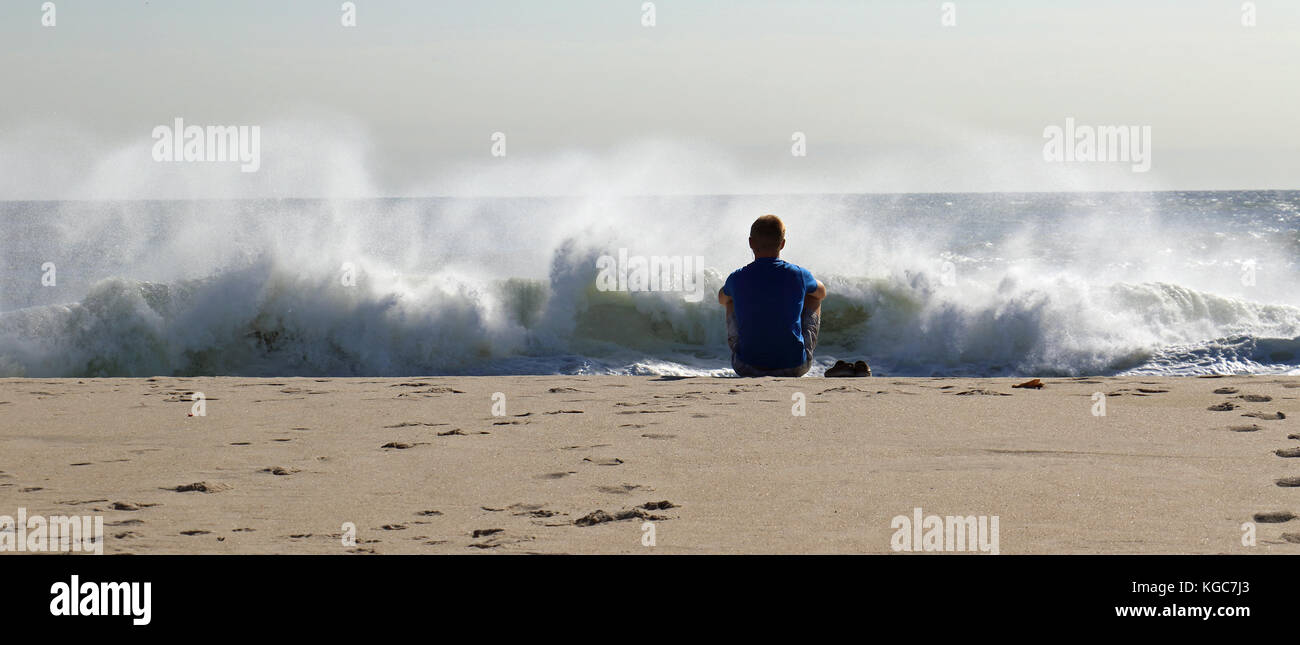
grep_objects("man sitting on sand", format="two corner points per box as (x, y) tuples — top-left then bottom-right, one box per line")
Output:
(718, 214), (826, 377)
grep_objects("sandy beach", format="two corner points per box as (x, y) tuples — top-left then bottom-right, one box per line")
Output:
(2, 375), (1297, 554)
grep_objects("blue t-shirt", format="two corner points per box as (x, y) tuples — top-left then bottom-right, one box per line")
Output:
(722, 257), (819, 369)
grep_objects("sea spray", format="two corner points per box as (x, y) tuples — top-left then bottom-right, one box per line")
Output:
(0, 176), (1296, 377)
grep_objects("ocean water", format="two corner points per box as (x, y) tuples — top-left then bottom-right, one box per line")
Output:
(0, 191), (1297, 378)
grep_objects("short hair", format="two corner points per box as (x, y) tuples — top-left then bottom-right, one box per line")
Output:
(749, 214), (785, 252)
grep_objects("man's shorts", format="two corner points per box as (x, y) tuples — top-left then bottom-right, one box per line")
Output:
(727, 309), (820, 377)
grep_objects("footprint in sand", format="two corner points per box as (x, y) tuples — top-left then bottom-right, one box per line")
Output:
(1276, 477), (1300, 487)
(534, 472), (575, 480)
(573, 502), (674, 527)
(260, 466), (300, 476)
(425, 386), (466, 394)
(1238, 394), (1273, 403)
(1275, 447), (1300, 458)
(168, 482), (231, 493)
(438, 428), (487, 436)
(595, 483), (646, 495)
(820, 385), (871, 394)
(110, 502), (143, 511)
(1253, 511), (1296, 523)
(583, 457), (624, 466)
(548, 387), (590, 394)
(1228, 424), (1262, 433)
(1242, 411), (1286, 420)
(642, 433), (677, 440)
(1213, 387), (1240, 395)
(180, 530), (211, 536)
(1208, 402), (1240, 411)
(516, 509), (562, 519)
(509, 504), (548, 516)
(573, 509), (644, 526)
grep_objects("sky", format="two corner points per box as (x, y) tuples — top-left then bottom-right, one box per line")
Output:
(1, 0), (1298, 198)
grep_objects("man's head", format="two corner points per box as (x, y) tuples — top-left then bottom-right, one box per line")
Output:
(749, 214), (786, 258)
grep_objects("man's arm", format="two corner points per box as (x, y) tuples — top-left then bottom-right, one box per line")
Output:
(808, 280), (826, 302)
(718, 288), (733, 306)
(804, 280), (826, 315)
